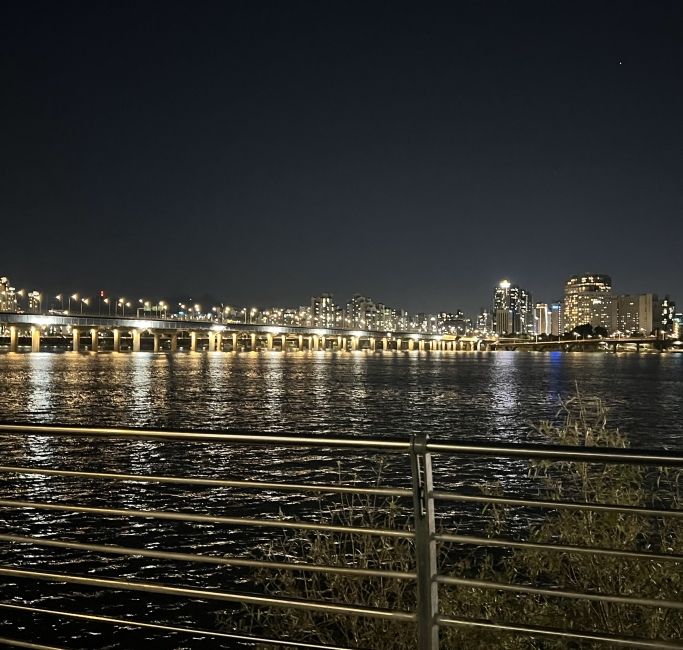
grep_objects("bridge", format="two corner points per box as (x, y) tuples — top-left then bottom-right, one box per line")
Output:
(489, 336), (668, 352)
(0, 312), (489, 353)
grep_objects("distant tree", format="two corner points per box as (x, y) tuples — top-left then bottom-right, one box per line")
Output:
(594, 325), (608, 338)
(572, 323), (593, 338)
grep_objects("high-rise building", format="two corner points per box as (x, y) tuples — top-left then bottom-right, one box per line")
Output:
(310, 293), (336, 328)
(659, 296), (676, 333)
(611, 294), (659, 335)
(534, 303), (550, 335)
(493, 280), (533, 335)
(550, 302), (563, 337)
(476, 308), (493, 334)
(673, 313), (683, 340)
(563, 274), (612, 331)
(344, 294), (376, 329)
(0, 276), (18, 312)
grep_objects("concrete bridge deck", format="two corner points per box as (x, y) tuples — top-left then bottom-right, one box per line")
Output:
(0, 312), (487, 353)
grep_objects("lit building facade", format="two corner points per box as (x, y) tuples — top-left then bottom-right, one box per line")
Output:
(344, 294), (376, 329)
(0, 277), (18, 311)
(659, 296), (676, 333)
(311, 293), (336, 327)
(611, 293), (658, 335)
(476, 308), (493, 334)
(673, 313), (683, 340)
(550, 302), (563, 336)
(533, 303), (550, 335)
(493, 280), (533, 335)
(563, 274), (612, 331)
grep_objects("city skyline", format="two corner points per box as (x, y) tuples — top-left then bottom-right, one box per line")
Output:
(2, 2), (682, 317)
(2, 269), (679, 338)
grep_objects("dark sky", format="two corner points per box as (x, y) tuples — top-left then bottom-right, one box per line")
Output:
(2, 1), (682, 316)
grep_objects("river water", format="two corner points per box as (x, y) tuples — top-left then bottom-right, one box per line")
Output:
(0, 350), (681, 648)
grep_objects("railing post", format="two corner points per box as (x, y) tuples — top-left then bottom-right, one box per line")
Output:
(410, 433), (439, 649)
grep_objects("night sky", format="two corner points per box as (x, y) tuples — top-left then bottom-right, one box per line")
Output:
(2, 1), (682, 317)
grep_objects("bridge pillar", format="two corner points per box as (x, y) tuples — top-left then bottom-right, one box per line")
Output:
(381, 337), (388, 351)
(266, 333), (273, 350)
(281, 334), (286, 351)
(370, 337), (376, 351)
(312, 335), (319, 351)
(250, 333), (256, 351)
(190, 331), (198, 352)
(351, 336), (358, 351)
(132, 330), (141, 353)
(216, 332), (223, 352)
(153, 333), (160, 353)
(170, 333), (178, 352)
(320, 336), (326, 350)
(31, 327), (41, 353)
(298, 334), (303, 350)
(206, 332), (214, 352)
(90, 329), (99, 353)
(232, 333), (238, 352)
(307, 335), (313, 351)
(113, 329), (121, 352)
(72, 328), (81, 352)
(396, 338), (402, 351)
(408, 339), (415, 351)
(9, 326), (18, 352)
(339, 337), (346, 351)
(418, 339), (425, 352)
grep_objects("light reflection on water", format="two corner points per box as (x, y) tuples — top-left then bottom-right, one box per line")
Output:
(1, 351), (682, 647)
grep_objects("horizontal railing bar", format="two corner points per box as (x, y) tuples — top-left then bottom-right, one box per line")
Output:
(0, 498), (414, 539)
(2, 424), (682, 466)
(0, 637), (66, 650)
(433, 491), (683, 518)
(0, 533), (416, 580)
(0, 567), (417, 622)
(437, 616), (683, 649)
(436, 575), (683, 610)
(0, 465), (413, 498)
(427, 441), (683, 466)
(0, 424), (410, 451)
(434, 532), (683, 563)
(0, 603), (354, 650)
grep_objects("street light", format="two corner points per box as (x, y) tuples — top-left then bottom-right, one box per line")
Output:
(55, 294), (64, 312)
(81, 297), (89, 314)
(68, 293), (79, 313)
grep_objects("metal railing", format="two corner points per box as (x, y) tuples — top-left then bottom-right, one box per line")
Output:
(0, 423), (681, 649)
